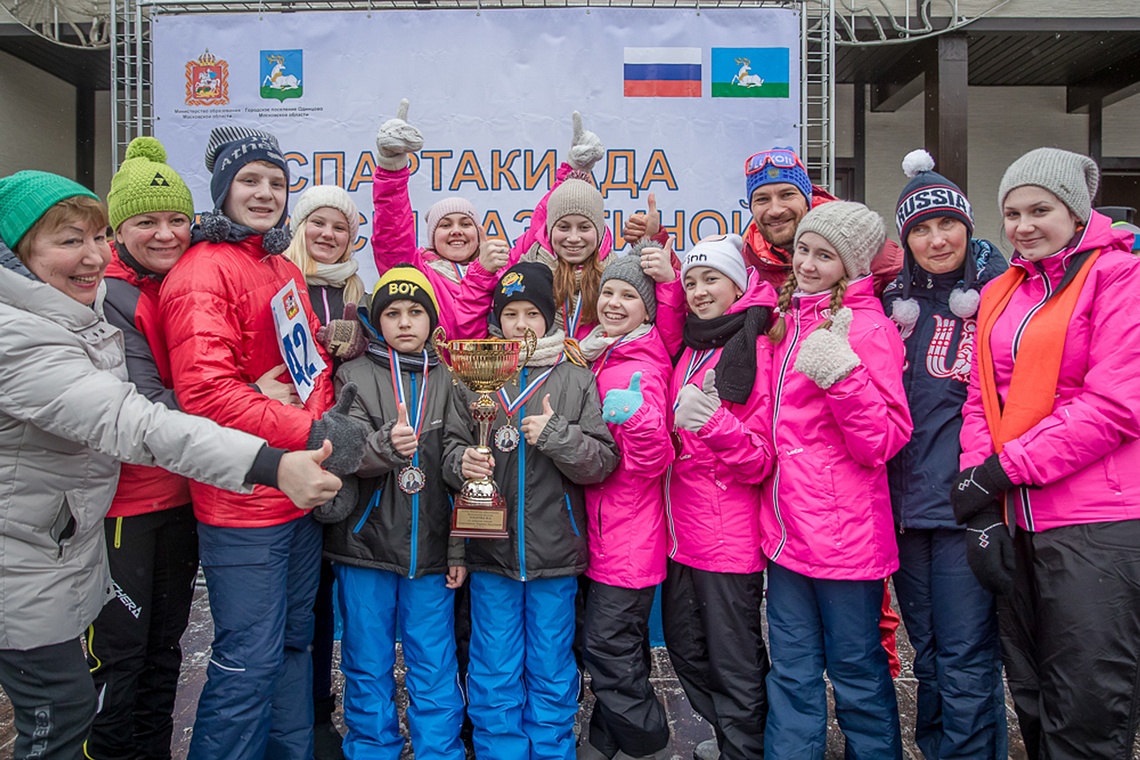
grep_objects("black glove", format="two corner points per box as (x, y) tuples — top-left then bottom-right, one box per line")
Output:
(312, 474), (359, 524)
(964, 511), (1015, 596)
(951, 454), (1014, 524)
(307, 383), (367, 477)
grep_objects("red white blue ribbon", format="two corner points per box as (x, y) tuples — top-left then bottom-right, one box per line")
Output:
(389, 347), (430, 437)
(673, 348), (716, 412)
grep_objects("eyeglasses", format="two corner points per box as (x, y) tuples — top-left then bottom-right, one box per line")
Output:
(745, 149), (806, 175)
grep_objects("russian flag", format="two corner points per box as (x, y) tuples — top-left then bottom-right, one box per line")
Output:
(624, 47), (702, 98)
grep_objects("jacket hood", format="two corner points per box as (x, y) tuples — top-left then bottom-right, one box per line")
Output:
(725, 267), (778, 316)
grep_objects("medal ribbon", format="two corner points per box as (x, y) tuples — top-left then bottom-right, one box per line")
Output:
(453, 261), (466, 281)
(563, 295), (583, 337)
(497, 359), (559, 418)
(591, 332), (633, 379)
(389, 347), (430, 437)
(673, 348), (716, 412)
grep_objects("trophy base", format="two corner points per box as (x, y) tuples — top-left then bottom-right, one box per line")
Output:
(451, 480), (509, 539)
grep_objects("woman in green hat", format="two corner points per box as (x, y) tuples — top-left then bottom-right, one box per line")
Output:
(0, 168), (342, 760)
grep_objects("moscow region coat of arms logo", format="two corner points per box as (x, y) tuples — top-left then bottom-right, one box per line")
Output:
(260, 49), (303, 101)
(185, 49), (229, 106)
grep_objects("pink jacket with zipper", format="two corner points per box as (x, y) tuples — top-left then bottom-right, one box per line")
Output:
(370, 165), (498, 339)
(586, 326), (673, 588)
(761, 276), (911, 581)
(960, 211), (1140, 531)
(666, 270), (777, 574)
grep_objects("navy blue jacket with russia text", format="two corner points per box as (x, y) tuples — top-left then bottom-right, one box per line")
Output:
(882, 239), (1008, 529)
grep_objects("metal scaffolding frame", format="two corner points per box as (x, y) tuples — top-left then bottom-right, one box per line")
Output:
(111, 0), (838, 189)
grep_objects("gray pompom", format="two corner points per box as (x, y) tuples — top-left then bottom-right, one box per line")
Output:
(890, 298), (921, 332)
(949, 287), (981, 319)
(199, 212), (231, 243)
(262, 226), (292, 255)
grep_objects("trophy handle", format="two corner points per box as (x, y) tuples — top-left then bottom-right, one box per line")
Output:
(432, 326), (457, 383)
(511, 327), (538, 384)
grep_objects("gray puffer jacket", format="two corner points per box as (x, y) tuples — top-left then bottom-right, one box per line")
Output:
(0, 245), (266, 650)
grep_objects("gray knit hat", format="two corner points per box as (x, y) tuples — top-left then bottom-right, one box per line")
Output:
(290, 185), (360, 242)
(600, 254), (657, 322)
(998, 148), (1099, 223)
(546, 179), (606, 242)
(795, 201), (886, 280)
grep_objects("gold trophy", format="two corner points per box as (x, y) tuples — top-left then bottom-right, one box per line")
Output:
(434, 326), (536, 539)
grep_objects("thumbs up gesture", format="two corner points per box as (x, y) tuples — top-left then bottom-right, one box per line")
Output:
(794, 307), (862, 390)
(521, 393), (557, 446)
(375, 98), (424, 170)
(306, 383), (368, 476)
(637, 232), (677, 284)
(675, 368), (722, 433)
(602, 371), (646, 425)
(390, 402), (419, 457)
(568, 111), (604, 173)
(623, 192), (662, 246)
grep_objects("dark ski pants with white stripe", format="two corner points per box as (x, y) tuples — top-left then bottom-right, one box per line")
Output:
(1000, 519), (1140, 760)
(661, 559), (768, 760)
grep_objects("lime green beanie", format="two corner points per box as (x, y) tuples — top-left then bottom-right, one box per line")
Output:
(108, 137), (195, 232)
(0, 170), (99, 248)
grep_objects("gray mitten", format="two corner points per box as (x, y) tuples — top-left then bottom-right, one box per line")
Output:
(307, 383), (368, 476)
(568, 111), (604, 173)
(312, 473), (359, 524)
(375, 99), (424, 171)
(794, 307), (861, 390)
(675, 369), (721, 433)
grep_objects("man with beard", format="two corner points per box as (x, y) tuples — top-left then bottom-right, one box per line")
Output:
(624, 147), (903, 296)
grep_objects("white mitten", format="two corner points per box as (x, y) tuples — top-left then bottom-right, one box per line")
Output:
(675, 369), (721, 433)
(568, 111), (604, 173)
(794, 307), (861, 390)
(375, 98), (424, 171)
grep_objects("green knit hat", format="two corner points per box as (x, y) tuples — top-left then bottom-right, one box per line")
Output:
(108, 137), (195, 231)
(0, 170), (98, 248)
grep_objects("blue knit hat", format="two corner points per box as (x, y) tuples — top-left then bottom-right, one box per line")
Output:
(744, 147), (812, 207)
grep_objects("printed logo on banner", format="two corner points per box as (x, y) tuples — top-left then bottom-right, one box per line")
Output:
(184, 49), (229, 106)
(261, 50), (304, 101)
(623, 47), (702, 98)
(711, 47), (790, 98)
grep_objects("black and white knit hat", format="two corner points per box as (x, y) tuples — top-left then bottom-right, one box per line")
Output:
(890, 150), (981, 330)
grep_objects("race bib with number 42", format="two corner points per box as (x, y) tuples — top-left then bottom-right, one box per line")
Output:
(270, 281), (327, 404)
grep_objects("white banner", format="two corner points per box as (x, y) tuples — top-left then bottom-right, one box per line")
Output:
(152, 7), (801, 287)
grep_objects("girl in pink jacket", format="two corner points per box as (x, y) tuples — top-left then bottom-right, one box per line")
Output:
(662, 234), (776, 760)
(577, 256), (673, 760)
(953, 148), (1140, 758)
(762, 202), (912, 759)
(369, 99), (505, 342)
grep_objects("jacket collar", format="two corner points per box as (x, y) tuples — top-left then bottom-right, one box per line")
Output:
(0, 246), (106, 332)
(791, 274), (875, 323)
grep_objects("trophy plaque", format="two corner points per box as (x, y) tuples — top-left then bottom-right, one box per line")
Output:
(434, 326), (536, 539)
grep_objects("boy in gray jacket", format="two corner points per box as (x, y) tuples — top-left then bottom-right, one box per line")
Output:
(444, 261), (618, 760)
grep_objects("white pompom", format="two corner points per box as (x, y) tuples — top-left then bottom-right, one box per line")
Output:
(902, 149), (935, 179)
(890, 298), (921, 334)
(949, 287), (981, 319)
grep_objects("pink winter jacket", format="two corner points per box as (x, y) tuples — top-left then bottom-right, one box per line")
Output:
(761, 276), (911, 581)
(585, 327), (673, 588)
(370, 166), (498, 339)
(666, 270), (777, 574)
(960, 212), (1140, 531)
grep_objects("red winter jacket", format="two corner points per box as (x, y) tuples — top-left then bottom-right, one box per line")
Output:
(102, 247), (191, 517)
(160, 235), (333, 527)
(742, 185), (904, 296)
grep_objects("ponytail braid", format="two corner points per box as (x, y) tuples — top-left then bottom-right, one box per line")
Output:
(820, 277), (849, 330)
(766, 272), (799, 344)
